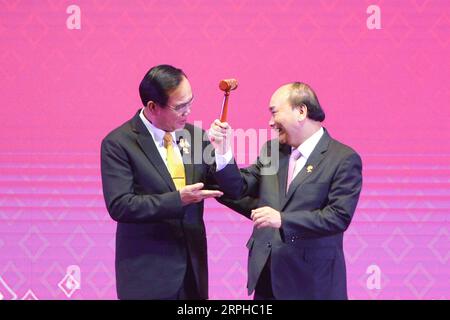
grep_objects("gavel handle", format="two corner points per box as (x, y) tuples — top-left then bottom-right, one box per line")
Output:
(220, 91), (230, 122)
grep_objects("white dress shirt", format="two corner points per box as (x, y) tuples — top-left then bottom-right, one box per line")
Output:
(140, 109), (231, 172)
(139, 109), (183, 168)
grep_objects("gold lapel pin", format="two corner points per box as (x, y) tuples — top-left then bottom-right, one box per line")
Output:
(306, 165), (314, 173)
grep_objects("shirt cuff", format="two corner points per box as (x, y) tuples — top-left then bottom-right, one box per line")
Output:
(215, 149), (233, 171)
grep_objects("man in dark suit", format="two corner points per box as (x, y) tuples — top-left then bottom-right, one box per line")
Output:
(101, 65), (240, 300)
(210, 82), (363, 300)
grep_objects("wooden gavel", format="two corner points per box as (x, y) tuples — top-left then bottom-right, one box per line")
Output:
(219, 79), (238, 122)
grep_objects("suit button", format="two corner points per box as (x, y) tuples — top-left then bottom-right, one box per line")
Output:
(291, 236), (296, 242)
(267, 242), (272, 248)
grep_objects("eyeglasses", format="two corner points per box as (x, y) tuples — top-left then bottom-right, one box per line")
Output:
(163, 97), (194, 115)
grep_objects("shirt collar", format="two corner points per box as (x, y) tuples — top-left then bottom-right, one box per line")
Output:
(294, 127), (324, 160)
(139, 108), (177, 147)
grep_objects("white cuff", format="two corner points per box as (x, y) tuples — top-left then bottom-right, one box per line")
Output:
(215, 149), (233, 171)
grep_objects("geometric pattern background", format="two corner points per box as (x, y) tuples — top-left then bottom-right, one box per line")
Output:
(0, 0), (449, 299)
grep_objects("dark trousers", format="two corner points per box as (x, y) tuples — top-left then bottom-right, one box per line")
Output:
(164, 256), (201, 300)
(253, 255), (275, 300)
(177, 257), (201, 300)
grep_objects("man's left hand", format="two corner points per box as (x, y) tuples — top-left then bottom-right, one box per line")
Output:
(251, 206), (281, 229)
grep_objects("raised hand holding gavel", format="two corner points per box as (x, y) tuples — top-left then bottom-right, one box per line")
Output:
(208, 78), (238, 155)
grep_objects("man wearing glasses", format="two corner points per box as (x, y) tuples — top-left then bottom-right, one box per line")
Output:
(101, 64), (241, 299)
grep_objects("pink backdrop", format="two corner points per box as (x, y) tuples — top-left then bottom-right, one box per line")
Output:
(0, 0), (449, 299)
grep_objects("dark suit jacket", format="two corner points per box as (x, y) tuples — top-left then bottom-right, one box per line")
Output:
(217, 129), (363, 300)
(100, 110), (241, 299)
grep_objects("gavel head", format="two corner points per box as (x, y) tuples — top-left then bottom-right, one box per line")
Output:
(219, 79), (238, 92)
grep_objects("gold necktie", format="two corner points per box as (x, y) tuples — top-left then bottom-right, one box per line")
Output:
(163, 132), (186, 190)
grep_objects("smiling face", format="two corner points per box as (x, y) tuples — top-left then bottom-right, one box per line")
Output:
(268, 85), (305, 147)
(149, 76), (193, 132)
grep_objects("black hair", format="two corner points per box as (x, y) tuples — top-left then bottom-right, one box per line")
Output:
(288, 82), (325, 122)
(139, 64), (187, 107)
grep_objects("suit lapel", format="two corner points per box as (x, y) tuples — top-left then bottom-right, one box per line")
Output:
(131, 112), (176, 191)
(281, 130), (331, 210)
(277, 144), (291, 207)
